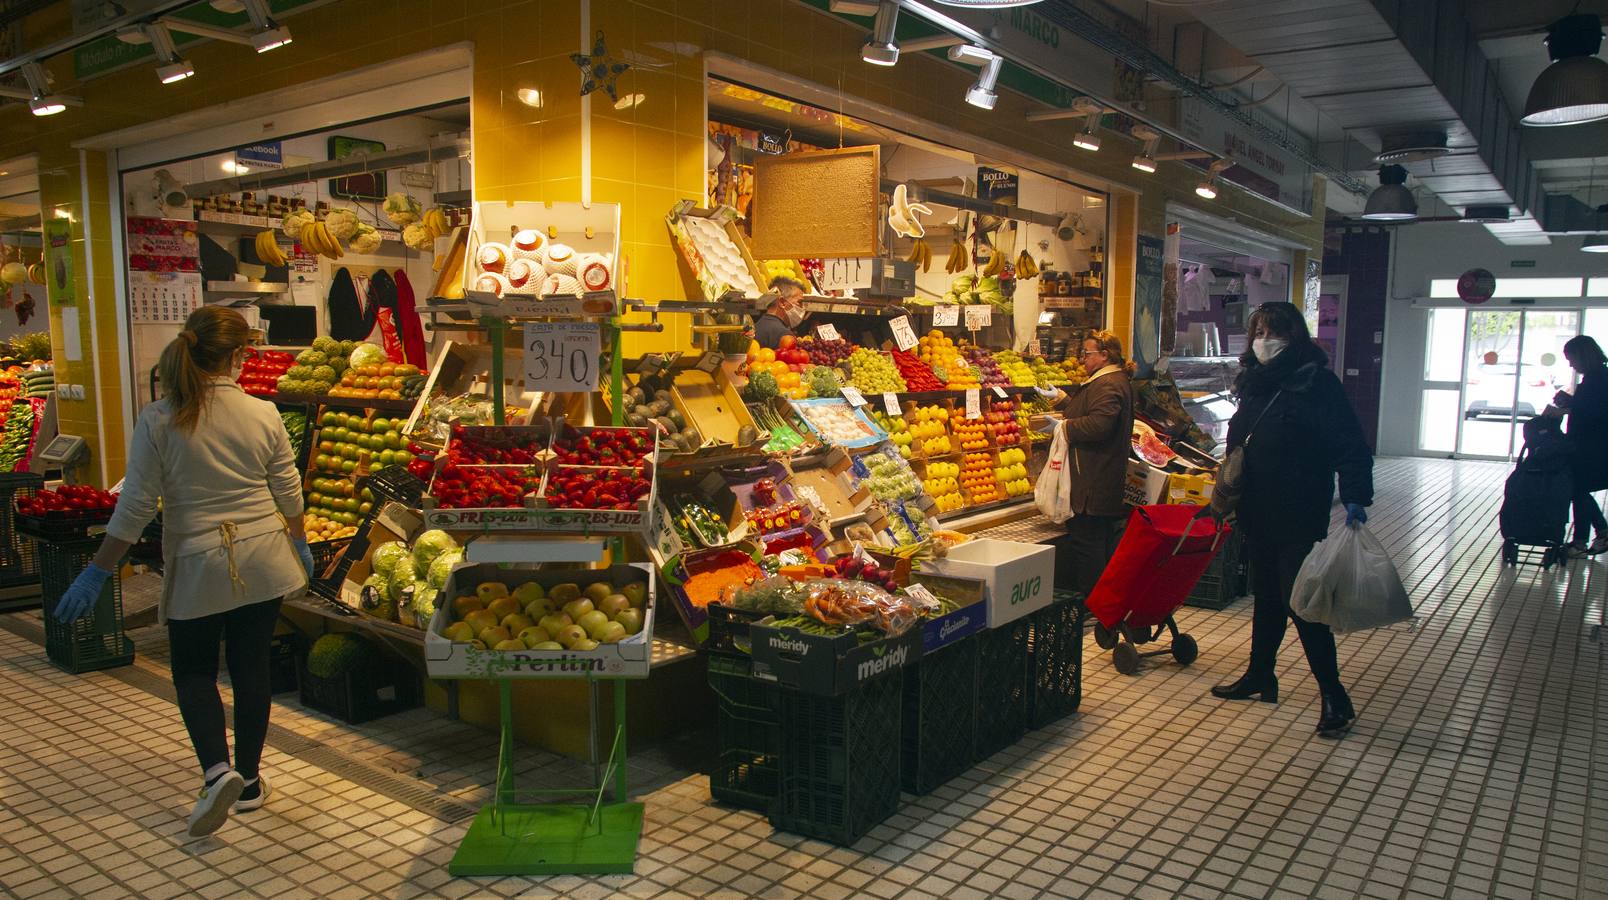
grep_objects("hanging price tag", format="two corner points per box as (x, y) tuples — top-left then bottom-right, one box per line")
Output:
(993, 386), (1009, 399)
(965, 388), (980, 420)
(524, 322), (601, 393)
(964, 305), (992, 329)
(816, 323), (841, 342)
(889, 315), (918, 351)
(933, 304), (960, 327)
(695, 351), (724, 374)
(882, 392), (902, 416)
(839, 385), (867, 407)
(1026, 340), (1042, 357)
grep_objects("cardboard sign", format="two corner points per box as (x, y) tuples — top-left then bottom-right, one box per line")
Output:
(817, 257), (873, 291)
(524, 323), (601, 393)
(695, 351), (724, 374)
(1026, 339), (1042, 357)
(816, 323), (841, 342)
(993, 386), (1009, 399)
(965, 389), (980, 419)
(889, 315), (917, 351)
(882, 392), (902, 416)
(933, 304), (960, 327)
(839, 385), (867, 407)
(964, 305), (992, 329)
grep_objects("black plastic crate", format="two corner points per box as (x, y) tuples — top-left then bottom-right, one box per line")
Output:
(707, 652), (780, 812)
(16, 509), (115, 543)
(771, 670), (903, 846)
(297, 649), (420, 724)
(1028, 592), (1085, 729)
(360, 467), (426, 508)
(38, 535), (134, 674)
(901, 636), (978, 795)
(973, 618), (1029, 763)
(308, 537), (350, 580)
(1185, 530), (1247, 610)
(0, 472), (43, 599)
(269, 632), (299, 695)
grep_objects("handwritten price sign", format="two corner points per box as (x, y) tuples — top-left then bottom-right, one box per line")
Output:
(964, 305), (992, 329)
(889, 315), (918, 352)
(524, 323), (600, 393)
(933, 305), (959, 327)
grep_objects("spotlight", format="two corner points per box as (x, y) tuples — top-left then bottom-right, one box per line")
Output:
(1360, 164), (1418, 221)
(1131, 154), (1157, 173)
(251, 26), (292, 53)
(158, 60), (195, 83)
(949, 45), (1002, 110)
(1583, 234), (1608, 253)
(1072, 113), (1101, 152)
(1131, 126), (1159, 173)
(861, 0), (900, 66)
(19, 62), (78, 116)
(1522, 14), (1608, 126)
(144, 25), (195, 84)
(1195, 180), (1218, 200)
(240, 0), (292, 52)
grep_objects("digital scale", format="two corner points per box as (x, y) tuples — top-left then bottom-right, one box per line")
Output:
(35, 433), (88, 473)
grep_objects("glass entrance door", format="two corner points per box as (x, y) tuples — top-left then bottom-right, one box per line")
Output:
(1455, 310), (1579, 458)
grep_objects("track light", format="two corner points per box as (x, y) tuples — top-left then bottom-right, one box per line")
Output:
(1194, 180), (1218, 200)
(142, 24), (194, 84)
(17, 62), (78, 117)
(1195, 158), (1230, 199)
(861, 0), (900, 66)
(1360, 164), (1418, 221)
(949, 44), (1001, 110)
(1130, 127), (1159, 173)
(1522, 14), (1608, 126)
(1073, 113), (1101, 152)
(240, 0), (292, 52)
(1582, 234), (1608, 252)
(1131, 154), (1157, 174)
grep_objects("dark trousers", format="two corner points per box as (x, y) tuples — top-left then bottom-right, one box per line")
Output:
(1246, 538), (1342, 692)
(1572, 492), (1606, 542)
(1060, 513), (1125, 596)
(167, 596), (282, 779)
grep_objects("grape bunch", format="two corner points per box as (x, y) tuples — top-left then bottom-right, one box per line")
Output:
(847, 348), (907, 393)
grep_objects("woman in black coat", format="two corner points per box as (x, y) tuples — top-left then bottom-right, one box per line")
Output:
(1554, 335), (1608, 555)
(1210, 302), (1375, 738)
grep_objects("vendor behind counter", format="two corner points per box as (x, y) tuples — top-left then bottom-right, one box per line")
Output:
(755, 277), (808, 350)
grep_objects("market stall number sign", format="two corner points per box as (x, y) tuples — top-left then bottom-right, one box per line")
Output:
(816, 323), (841, 342)
(933, 305), (960, 327)
(817, 258), (873, 291)
(889, 315), (918, 352)
(964, 305), (992, 329)
(524, 323), (600, 393)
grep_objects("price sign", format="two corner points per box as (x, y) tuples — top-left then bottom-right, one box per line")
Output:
(817, 257), (873, 291)
(1026, 340), (1042, 357)
(993, 386), (1009, 399)
(965, 388), (980, 420)
(933, 304), (960, 327)
(816, 323), (841, 342)
(964, 304), (992, 329)
(524, 323), (601, 393)
(889, 315), (918, 351)
(840, 385), (867, 407)
(695, 351), (724, 374)
(882, 392), (902, 416)
(903, 582), (940, 612)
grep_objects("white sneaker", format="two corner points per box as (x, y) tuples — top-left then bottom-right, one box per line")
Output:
(187, 770), (244, 837)
(233, 773), (271, 813)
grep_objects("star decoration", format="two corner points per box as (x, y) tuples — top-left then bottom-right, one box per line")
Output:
(570, 31), (631, 102)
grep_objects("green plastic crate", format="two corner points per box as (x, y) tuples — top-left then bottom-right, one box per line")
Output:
(1185, 530), (1247, 610)
(901, 637), (978, 795)
(771, 670), (903, 845)
(973, 618), (1029, 763)
(1028, 593), (1085, 728)
(39, 536), (134, 674)
(707, 653), (780, 813)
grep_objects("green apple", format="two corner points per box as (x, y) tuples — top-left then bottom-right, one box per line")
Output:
(548, 583), (581, 604)
(620, 583), (647, 608)
(614, 608), (644, 636)
(596, 621), (628, 644)
(494, 639), (525, 651)
(577, 610), (610, 638)
(478, 625), (511, 647)
(478, 582), (511, 603)
(571, 638), (600, 651)
(538, 613), (573, 636)
(597, 594), (629, 617)
(517, 626), (551, 648)
(512, 582), (546, 606)
(583, 582), (612, 603)
(531, 641), (564, 650)
(501, 613), (534, 633)
(463, 609), (499, 634)
(470, 639), (487, 650)
(453, 595), (485, 618)
(443, 621), (475, 643)
(561, 598), (594, 621)
(555, 624), (588, 648)
(523, 598), (555, 621)
(487, 596), (520, 620)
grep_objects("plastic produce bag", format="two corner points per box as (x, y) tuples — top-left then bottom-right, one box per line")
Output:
(1290, 524), (1414, 634)
(1035, 419), (1073, 524)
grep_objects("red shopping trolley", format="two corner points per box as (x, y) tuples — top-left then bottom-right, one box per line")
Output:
(1086, 505), (1231, 675)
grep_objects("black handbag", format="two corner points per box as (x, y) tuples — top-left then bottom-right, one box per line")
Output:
(1210, 391), (1281, 519)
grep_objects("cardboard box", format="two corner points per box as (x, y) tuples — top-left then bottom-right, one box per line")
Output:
(907, 571), (988, 652)
(336, 502), (426, 614)
(666, 202), (767, 301)
(1165, 472), (1214, 507)
(424, 562), (653, 680)
(1123, 458), (1169, 508)
(749, 623), (921, 696)
(787, 448), (872, 526)
(923, 538), (1054, 628)
(462, 200), (620, 305)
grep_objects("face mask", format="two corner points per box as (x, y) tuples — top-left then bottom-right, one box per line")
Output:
(1252, 337), (1287, 364)
(784, 306), (807, 328)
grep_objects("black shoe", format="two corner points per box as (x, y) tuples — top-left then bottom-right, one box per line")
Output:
(1317, 690), (1354, 738)
(1210, 673), (1278, 703)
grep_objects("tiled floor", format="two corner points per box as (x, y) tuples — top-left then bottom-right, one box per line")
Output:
(0, 456), (1603, 899)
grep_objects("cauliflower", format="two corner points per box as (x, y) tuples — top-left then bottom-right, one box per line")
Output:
(348, 224), (383, 255)
(324, 208), (360, 241)
(383, 192), (421, 227)
(282, 209), (314, 239)
(403, 223), (434, 251)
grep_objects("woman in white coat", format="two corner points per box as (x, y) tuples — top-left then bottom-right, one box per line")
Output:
(54, 306), (313, 837)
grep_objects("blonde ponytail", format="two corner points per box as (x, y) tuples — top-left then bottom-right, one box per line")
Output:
(159, 306), (250, 432)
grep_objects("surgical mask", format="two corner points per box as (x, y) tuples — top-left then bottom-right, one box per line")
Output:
(1252, 337), (1287, 364)
(784, 306), (807, 328)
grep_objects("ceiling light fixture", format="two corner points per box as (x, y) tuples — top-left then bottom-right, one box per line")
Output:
(1523, 14), (1608, 126)
(1073, 112), (1102, 152)
(16, 62), (79, 117)
(1195, 158), (1231, 200)
(929, 1), (1046, 7)
(143, 24), (194, 83)
(861, 0), (901, 66)
(239, 0), (292, 52)
(1194, 180), (1218, 200)
(1360, 164), (1418, 221)
(517, 87), (544, 108)
(1131, 126), (1160, 173)
(948, 44), (1003, 109)
(1582, 234), (1608, 252)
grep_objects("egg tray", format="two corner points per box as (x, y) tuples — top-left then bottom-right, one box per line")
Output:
(667, 203), (768, 301)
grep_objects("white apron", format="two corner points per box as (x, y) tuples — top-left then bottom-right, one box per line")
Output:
(160, 511), (308, 623)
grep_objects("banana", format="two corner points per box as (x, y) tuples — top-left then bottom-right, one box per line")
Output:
(945, 241), (968, 274)
(422, 208), (449, 240)
(906, 238), (933, 272)
(256, 230), (287, 267)
(1015, 249), (1038, 279)
(983, 248), (1004, 277)
(888, 183), (932, 239)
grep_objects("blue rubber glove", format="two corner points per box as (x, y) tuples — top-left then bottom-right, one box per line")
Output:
(293, 536), (315, 579)
(1345, 503), (1368, 527)
(54, 564), (112, 622)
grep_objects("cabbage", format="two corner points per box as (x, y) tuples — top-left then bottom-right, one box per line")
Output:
(386, 565), (415, 602)
(411, 530), (458, 573)
(371, 540), (411, 580)
(349, 342), (389, 369)
(410, 581), (437, 621)
(427, 549), (463, 589)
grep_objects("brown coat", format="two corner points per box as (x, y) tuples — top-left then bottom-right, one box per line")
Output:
(1056, 367), (1135, 518)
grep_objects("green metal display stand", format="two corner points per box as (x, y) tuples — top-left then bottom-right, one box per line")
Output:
(448, 310), (644, 877)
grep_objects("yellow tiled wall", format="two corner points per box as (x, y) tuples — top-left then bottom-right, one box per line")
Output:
(0, 0), (1325, 485)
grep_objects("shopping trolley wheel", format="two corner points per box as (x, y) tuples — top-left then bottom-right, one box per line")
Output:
(1112, 642), (1140, 675)
(1120, 622), (1151, 645)
(1501, 541), (1517, 566)
(1172, 634), (1199, 666)
(1093, 622), (1117, 650)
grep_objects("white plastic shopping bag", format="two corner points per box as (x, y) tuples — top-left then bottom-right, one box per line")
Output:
(1034, 421), (1073, 523)
(1290, 523), (1414, 634)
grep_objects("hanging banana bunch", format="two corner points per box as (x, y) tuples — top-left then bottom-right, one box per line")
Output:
(944, 214), (970, 274)
(982, 246), (1004, 277)
(255, 230), (288, 266)
(906, 237), (933, 272)
(1015, 249), (1039, 279)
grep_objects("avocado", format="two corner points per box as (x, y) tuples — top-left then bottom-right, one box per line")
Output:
(627, 386), (646, 404)
(632, 404), (654, 420)
(736, 424), (758, 447)
(648, 400), (672, 417)
(653, 390), (672, 403)
(667, 409), (686, 429)
(627, 413), (650, 428)
(677, 432), (699, 452)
